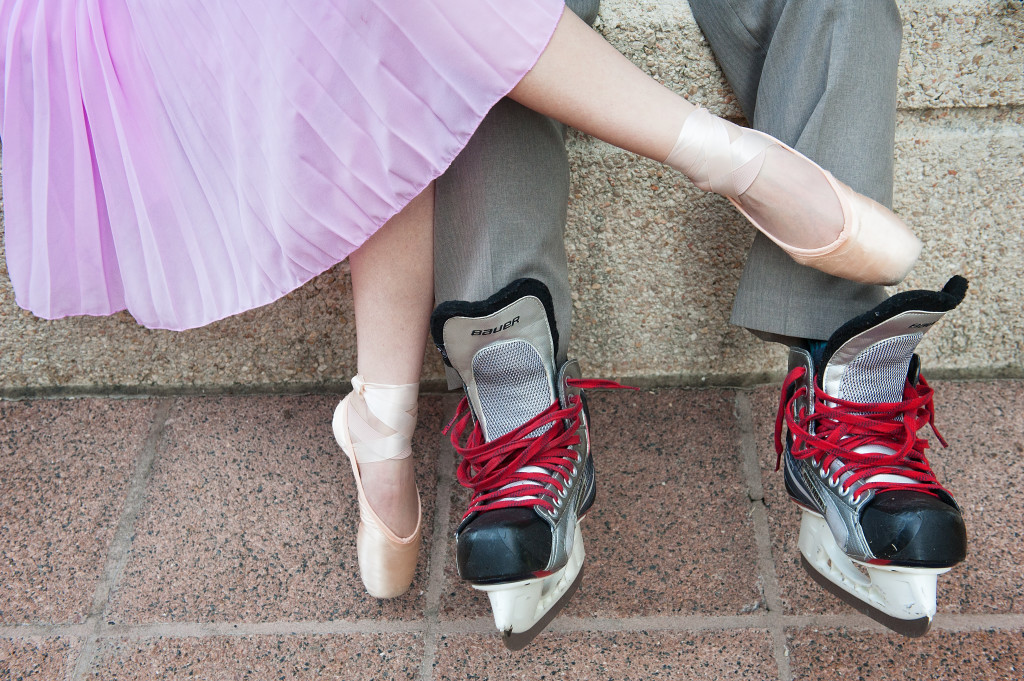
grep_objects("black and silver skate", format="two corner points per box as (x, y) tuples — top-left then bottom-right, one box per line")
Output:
(431, 278), (621, 650)
(775, 276), (968, 637)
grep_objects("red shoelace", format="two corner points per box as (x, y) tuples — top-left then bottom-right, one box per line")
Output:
(444, 379), (633, 519)
(774, 365), (948, 502)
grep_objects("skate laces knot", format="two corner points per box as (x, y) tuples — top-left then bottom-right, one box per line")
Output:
(774, 366), (948, 502)
(447, 379), (635, 518)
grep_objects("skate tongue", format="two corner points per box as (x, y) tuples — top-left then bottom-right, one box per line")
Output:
(819, 276), (967, 404)
(431, 280), (559, 442)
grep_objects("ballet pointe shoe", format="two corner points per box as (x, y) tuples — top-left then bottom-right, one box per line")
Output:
(332, 376), (422, 599)
(665, 108), (922, 285)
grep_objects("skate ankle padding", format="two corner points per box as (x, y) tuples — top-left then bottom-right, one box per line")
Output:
(819, 276), (967, 402)
(431, 278), (560, 441)
(430, 278), (559, 367)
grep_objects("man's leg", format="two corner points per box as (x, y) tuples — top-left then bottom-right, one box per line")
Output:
(688, 0), (967, 636)
(433, 97), (573, 376)
(431, 0), (602, 649)
(434, 0), (600, 378)
(688, 0), (900, 343)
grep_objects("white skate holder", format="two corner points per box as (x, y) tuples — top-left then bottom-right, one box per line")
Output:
(474, 525), (585, 650)
(798, 511), (949, 636)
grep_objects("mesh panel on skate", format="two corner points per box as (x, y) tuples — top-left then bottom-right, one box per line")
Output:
(473, 339), (553, 441)
(839, 333), (923, 403)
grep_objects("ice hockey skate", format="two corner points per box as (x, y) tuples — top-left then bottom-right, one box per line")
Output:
(775, 276), (969, 636)
(431, 278), (620, 649)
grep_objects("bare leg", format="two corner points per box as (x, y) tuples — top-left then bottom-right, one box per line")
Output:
(508, 8), (849, 251)
(346, 184), (434, 537)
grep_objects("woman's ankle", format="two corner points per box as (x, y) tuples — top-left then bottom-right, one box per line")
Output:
(356, 457), (420, 538)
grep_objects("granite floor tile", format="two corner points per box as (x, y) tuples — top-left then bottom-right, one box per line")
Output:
(922, 381), (1024, 614)
(87, 634), (422, 680)
(0, 399), (154, 624)
(440, 388), (763, 621)
(750, 380), (1024, 618)
(748, 385), (839, 616)
(107, 394), (446, 624)
(786, 628), (1024, 681)
(433, 630), (777, 680)
(0, 636), (82, 679)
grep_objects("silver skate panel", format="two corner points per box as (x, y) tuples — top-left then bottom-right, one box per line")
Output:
(536, 360), (590, 571)
(823, 309), (944, 401)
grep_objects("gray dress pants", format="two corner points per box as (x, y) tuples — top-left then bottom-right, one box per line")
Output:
(433, 0), (902, 378)
(433, 0), (598, 387)
(689, 0), (901, 343)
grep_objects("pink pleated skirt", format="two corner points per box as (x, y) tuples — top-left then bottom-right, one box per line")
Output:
(0, 0), (564, 330)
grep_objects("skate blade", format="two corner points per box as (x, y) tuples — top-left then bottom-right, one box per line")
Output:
(800, 555), (932, 637)
(501, 564), (585, 651)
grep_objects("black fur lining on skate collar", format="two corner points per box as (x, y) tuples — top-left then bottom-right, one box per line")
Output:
(429, 277), (559, 352)
(821, 275), (968, 369)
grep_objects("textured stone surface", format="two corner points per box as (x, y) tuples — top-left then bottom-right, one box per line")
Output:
(563, 106), (1024, 383)
(1, 1), (1021, 392)
(786, 629), (1024, 681)
(0, 637), (81, 680)
(598, 0), (1024, 113)
(0, 387), (1023, 679)
(105, 395), (446, 624)
(433, 631), (778, 681)
(87, 635), (423, 680)
(0, 399), (152, 624)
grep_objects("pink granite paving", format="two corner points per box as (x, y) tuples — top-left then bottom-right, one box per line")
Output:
(786, 628), (1024, 681)
(432, 630), (777, 680)
(106, 395), (447, 624)
(0, 399), (154, 624)
(0, 637), (81, 679)
(0, 381), (1021, 680)
(87, 634), (423, 680)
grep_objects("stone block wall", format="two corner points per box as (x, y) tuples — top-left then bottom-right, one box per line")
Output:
(1, 0), (1021, 394)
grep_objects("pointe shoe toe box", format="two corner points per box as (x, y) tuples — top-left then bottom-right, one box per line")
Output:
(789, 181), (923, 286)
(356, 518), (422, 599)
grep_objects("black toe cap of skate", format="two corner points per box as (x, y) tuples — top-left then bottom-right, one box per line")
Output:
(456, 508), (551, 584)
(861, 491), (967, 567)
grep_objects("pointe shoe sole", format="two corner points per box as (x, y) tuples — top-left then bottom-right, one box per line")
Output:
(333, 395), (422, 599)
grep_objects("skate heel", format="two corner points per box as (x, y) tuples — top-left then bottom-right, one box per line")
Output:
(475, 525), (585, 650)
(798, 511), (948, 636)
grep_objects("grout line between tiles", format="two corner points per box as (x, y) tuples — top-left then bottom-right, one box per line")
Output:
(0, 624), (94, 638)
(70, 399), (175, 681)
(418, 393), (459, 681)
(736, 391), (793, 681)
(8, 611), (1024, 644)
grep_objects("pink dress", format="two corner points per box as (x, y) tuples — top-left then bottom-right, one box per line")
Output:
(0, 0), (564, 330)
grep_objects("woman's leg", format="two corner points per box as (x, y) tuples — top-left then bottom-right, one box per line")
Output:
(345, 183), (434, 537)
(508, 8), (917, 283)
